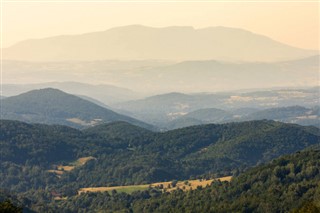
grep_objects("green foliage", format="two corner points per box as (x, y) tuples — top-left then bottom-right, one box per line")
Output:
(0, 119), (319, 212)
(0, 88), (153, 130)
(131, 149), (320, 213)
(0, 120), (319, 194)
(11, 149), (320, 212)
(0, 190), (23, 213)
(0, 200), (23, 213)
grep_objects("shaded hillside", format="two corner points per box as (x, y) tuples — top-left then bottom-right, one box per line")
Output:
(166, 105), (320, 130)
(243, 105), (320, 127)
(1, 81), (142, 104)
(10, 148), (320, 213)
(0, 88), (153, 130)
(165, 117), (204, 130)
(182, 108), (232, 122)
(0, 120), (318, 193)
(131, 149), (320, 213)
(114, 87), (319, 126)
(166, 108), (232, 128)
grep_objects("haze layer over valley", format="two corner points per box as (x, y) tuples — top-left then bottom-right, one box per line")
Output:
(2, 25), (319, 95)
(1, 2), (320, 211)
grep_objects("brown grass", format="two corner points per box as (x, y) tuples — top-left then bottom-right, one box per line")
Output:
(150, 176), (232, 192)
(76, 157), (96, 166)
(47, 156), (96, 176)
(78, 176), (232, 195)
(57, 165), (75, 171)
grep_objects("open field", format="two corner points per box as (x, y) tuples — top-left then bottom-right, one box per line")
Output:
(78, 176), (232, 195)
(48, 156), (96, 177)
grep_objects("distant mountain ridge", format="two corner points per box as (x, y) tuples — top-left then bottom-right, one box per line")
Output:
(1, 81), (141, 104)
(166, 105), (320, 129)
(3, 25), (317, 62)
(0, 88), (153, 130)
(113, 87), (319, 126)
(3, 55), (318, 93)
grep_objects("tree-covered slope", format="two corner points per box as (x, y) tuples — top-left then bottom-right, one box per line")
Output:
(0, 119), (319, 194)
(0, 88), (153, 130)
(0, 120), (81, 165)
(131, 149), (320, 213)
(164, 105), (320, 130)
(13, 148), (320, 213)
(242, 105), (320, 127)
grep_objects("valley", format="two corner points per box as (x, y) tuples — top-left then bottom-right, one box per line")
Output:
(1, 120), (319, 199)
(1, 7), (319, 212)
(1, 86), (319, 131)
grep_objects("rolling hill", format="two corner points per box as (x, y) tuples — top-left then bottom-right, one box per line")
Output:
(123, 55), (319, 93)
(183, 108), (233, 122)
(1, 81), (141, 104)
(0, 88), (153, 129)
(3, 55), (318, 94)
(3, 25), (317, 62)
(166, 105), (320, 129)
(243, 105), (320, 126)
(5, 146), (320, 212)
(3, 147), (320, 212)
(1, 119), (319, 211)
(1, 119), (319, 193)
(113, 87), (319, 126)
(165, 108), (232, 129)
(130, 149), (320, 213)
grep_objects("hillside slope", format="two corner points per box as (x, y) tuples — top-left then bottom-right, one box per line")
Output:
(131, 149), (320, 213)
(6, 147), (320, 212)
(0, 88), (153, 129)
(1, 120), (318, 193)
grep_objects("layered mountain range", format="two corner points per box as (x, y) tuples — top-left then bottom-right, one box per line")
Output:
(3, 25), (317, 62)
(0, 88), (153, 130)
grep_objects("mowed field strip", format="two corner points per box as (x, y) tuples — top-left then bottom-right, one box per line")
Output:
(48, 157), (96, 176)
(78, 176), (232, 195)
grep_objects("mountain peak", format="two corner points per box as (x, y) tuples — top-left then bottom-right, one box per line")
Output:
(12, 88), (69, 98)
(108, 25), (195, 31)
(1, 88), (153, 130)
(4, 25), (317, 62)
(26, 87), (65, 94)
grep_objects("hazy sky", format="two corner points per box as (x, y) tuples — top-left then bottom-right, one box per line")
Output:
(2, 1), (319, 49)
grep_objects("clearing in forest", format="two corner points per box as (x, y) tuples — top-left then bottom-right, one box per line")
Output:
(78, 176), (232, 195)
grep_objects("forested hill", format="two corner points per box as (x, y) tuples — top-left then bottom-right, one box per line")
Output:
(130, 149), (320, 213)
(1, 119), (319, 194)
(2, 147), (319, 212)
(0, 88), (153, 130)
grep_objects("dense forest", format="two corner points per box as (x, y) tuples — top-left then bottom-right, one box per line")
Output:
(1, 119), (319, 193)
(0, 88), (153, 130)
(1, 148), (319, 212)
(0, 119), (319, 212)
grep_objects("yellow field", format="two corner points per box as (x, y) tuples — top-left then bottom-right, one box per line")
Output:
(151, 176), (232, 192)
(78, 176), (232, 195)
(74, 157), (96, 166)
(48, 156), (96, 177)
(57, 165), (75, 171)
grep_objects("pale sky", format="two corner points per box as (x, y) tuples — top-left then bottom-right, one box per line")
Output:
(2, 1), (319, 49)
